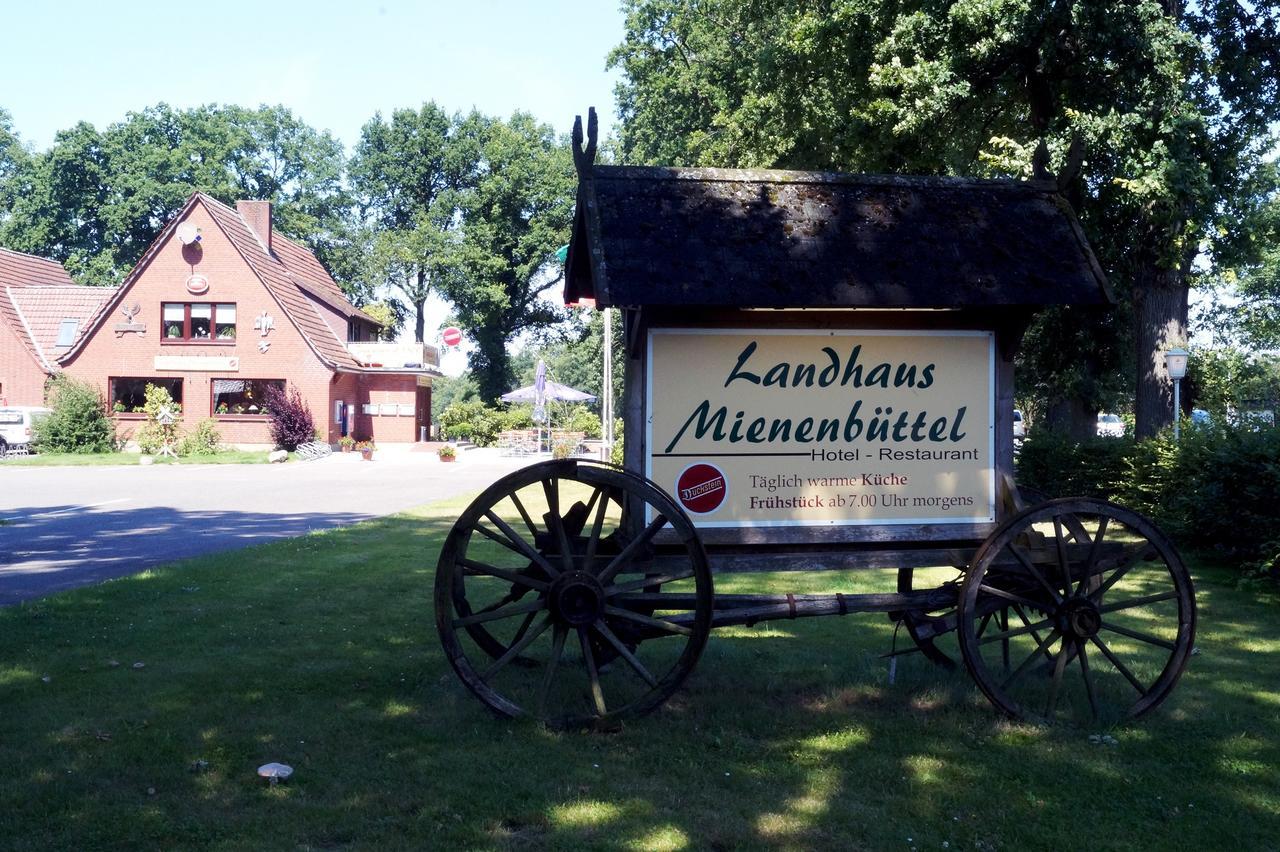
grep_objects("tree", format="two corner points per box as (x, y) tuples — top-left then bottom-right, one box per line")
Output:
(0, 104), (355, 287)
(0, 107), (30, 221)
(441, 113), (576, 402)
(350, 103), (478, 342)
(359, 301), (405, 340)
(537, 308), (625, 418)
(610, 0), (1280, 437)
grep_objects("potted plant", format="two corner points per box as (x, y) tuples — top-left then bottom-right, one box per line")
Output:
(339, 435), (355, 453)
(438, 444), (457, 462)
(356, 440), (376, 461)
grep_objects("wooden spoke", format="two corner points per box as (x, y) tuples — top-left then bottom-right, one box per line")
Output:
(536, 623), (569, 716)
(579, 627), (607, 716)
(961, 499), (1194, 723)
(1044, 636), (1072, 717)
(1097, 589), (1179, 614)
(999, 607), (1011, 671)
(1089, 542), (1157, 601)
(479, 511), (560, 579)
(975, 611), (993, 639)
(1089, 636), (1147, 695)
(459, 558), (549, 591)
(1010, 603), (1052, 651)
(978, 616), (1054, 646)
(1059, 512), (1093, 546)
(999, 628), (1061, 692)
(452, 598), (544, 628)
(481, 614), (553, 681)
(582, 486), (611, 572)
(510, 608), (539, 647)
(436, 460), (712, 726)
(508, 490), (540, 542)
(460, 589), (522, 617)
(1078, 642), (1099, 719)
(596, 514), (669, 586)
(1009, 543), (1064, 605)
(604, 605), (693, 636)
(605, 569), (696, 596)
(542, 478), (575, 573)
(978, 583), (1044, 611)
(1052, 517), (1072, 597)
(1100, 621), (1177, 651)
(1076, 516), (1110, 597)
(593, 621), (658, 687)
(580, 486), (602, 521)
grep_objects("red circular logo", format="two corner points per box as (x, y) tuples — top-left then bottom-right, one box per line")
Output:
(676, 463), (728, 514)
(441, 326), (462, 347)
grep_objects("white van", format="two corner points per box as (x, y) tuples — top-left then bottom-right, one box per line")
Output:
(0, 407), (51, 455)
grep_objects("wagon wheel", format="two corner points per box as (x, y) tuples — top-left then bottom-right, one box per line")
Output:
(958, 499), (1195, 725)
(435, 459), (714, 728)
(895, 567), (960, 669)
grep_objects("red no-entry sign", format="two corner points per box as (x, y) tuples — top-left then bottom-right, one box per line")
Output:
(441, 326), (462, 347)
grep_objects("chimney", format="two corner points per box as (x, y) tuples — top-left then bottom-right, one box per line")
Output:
(236, 200), (272, 254)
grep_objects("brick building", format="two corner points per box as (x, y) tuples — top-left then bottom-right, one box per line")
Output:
(59, 193), (439, 447)
(0, 247), (115, 407)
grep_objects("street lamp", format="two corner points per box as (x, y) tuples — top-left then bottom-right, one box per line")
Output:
(1164, 347), (1190, 439)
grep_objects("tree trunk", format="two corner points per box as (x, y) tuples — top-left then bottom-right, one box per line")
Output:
(1042, 397), (1095, 441)
(1133, 263), (1188, 440)
(472, 325), (512, 404)
(413, 269), (427, 343)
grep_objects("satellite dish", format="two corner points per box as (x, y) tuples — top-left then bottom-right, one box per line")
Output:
(176, 222), (201, 245)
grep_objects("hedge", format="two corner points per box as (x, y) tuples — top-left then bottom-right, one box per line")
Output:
(1017, 426), (1280, 577)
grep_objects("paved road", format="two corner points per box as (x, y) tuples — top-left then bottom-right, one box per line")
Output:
(0, 449), (533, 605)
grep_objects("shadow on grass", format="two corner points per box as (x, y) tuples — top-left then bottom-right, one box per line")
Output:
(0, 509), (1277, 850)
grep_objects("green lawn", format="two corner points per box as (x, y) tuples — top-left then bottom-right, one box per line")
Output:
(1, 493), (1276, 850)
(0, 450), (277, 466)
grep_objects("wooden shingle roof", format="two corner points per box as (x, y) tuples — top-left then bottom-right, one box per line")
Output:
(566, 162), (1112, 310)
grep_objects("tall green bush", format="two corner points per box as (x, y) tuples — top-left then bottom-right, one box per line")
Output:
(177, 418), (222, 456)
(1017, 425), (1280, 578)
(1016, 432), (1133, 500)
(438, 401), (504, 446)
(133, 383), (182, 454)
(31, 376), (114, 454)
(563, 405), (602, 439)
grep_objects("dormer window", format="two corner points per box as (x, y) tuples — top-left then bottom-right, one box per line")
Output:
(163, 303), (236, 342)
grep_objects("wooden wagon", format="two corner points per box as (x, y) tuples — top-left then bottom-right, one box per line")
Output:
(434, 111), (1196, 728)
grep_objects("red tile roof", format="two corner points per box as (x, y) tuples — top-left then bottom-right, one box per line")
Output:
(58, 192), (401, 374)
(0, 246), (75, 288)
(3, 284), (115, 370)
(272, 235), (379, 325)
(197, 194), (364, 370)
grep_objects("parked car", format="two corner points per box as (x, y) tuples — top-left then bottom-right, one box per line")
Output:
(0, 406), (51, 455)
(1013, 409), (1026, 442)
(1096, 412), (1125, 438)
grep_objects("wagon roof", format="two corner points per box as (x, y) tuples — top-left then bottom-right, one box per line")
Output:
(565, 162), (1113, 310)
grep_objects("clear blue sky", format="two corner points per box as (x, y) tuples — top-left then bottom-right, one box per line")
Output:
(1, 0), (625, 150)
